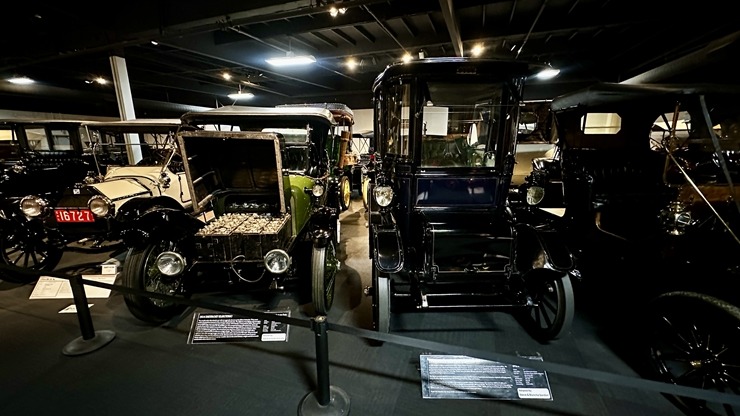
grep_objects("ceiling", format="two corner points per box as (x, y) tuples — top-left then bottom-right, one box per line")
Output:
(1, 0), (738, 119)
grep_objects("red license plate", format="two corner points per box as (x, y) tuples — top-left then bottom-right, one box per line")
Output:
(54, 209), (95, 223)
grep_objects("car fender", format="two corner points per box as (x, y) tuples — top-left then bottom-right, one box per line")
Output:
(309, 205), (338, 248)
(118, 203), (202, 248)
(372, 223), (403, 273)
(515, 222), (574, 273)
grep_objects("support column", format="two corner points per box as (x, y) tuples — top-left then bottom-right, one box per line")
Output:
(110, 54), (142, 164)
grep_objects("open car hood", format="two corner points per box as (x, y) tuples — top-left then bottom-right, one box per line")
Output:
(177, 131), (285, 215)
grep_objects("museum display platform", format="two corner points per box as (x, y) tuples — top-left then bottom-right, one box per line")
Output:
(0, 198), (685, 416)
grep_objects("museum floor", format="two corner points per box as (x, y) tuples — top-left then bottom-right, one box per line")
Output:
(0, 198), (689, 416)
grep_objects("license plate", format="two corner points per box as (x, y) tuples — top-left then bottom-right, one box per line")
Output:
(54, 209), (95, 223)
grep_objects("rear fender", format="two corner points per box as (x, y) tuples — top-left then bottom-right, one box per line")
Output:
(372, 223), (403, 273)
(515, 222), (574, 273)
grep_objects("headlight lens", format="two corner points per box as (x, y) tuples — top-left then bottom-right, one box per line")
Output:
(312, 183), (325, 197)
(373, 185), (394, 207)
(155, 252), (186, 276)
(526, 186), (545, 206)
(20, 195), (47, 217)
(659, 201), (692, 236)
(264, 249), (290, 274)
(88, 195), (112, 217)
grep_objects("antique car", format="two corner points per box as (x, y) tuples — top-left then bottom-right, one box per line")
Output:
(0, 118), (116, 281)
(16, 119), (193, 264)
(120, 106), (340, 324)
(278, 103), (356, 212)
(521, 83), (740, 415)
(351, 129), (375, 208)
(364, 57), (577, 344)
(511, 100), (557, 186)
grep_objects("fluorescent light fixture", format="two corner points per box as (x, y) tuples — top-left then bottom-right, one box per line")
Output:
(535, 68), (561, 80)
(7, 76), (34, 85)
(265, 53), (316, 67)
(228, 92), (255, 100)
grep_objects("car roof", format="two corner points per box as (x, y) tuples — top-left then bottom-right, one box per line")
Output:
(0, 118), (89, 125)
(372, 57), (547, 92)
(82, 119), (183, 133)
(551, 83), (740, 112)
(181, 105), (336, 125)
(277, 103), (354, 123)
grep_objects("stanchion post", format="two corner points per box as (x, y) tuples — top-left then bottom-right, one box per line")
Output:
(298, 315), (350, 415)
(61, 274), (116, 356)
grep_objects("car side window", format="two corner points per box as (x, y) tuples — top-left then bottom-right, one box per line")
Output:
(384, 82), (411, 157)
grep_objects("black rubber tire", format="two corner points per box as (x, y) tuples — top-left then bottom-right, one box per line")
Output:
(644, 291), (740, 416)
(311, 240), (338, 315)
(122, 241), (187, 324)
(0, 223), (63, 283)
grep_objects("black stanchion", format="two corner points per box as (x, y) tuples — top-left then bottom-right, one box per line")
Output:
(298, 315), (350, 415)
(61, 274), (116, 356)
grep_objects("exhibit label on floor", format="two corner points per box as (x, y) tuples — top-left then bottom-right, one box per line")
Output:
(419, 354), (552, 400)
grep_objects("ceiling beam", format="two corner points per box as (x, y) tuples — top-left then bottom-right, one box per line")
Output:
(437, 0), (463, 57)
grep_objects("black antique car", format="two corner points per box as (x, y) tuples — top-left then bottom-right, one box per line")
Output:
(120, 106), (341, 323)
(19, 119), (192, 258)
(364, 57), (577, 344)
(0, 118), (112, 281)
(522, 83), (740, 415)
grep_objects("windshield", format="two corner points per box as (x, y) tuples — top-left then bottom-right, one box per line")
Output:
(377, 80), (518, 168)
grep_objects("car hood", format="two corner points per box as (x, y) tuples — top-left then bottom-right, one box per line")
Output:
(177, 131), (285, 215)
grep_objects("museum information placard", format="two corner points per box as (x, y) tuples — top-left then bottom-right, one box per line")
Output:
(419, 354), (552, 400)
(187, 311), (290, 344)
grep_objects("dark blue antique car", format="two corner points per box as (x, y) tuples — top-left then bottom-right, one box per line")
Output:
(364, 57), (577, 344)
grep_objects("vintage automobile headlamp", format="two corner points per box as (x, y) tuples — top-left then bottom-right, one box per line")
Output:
(526, 186), (545, 206)
(19, 195), (47, 217)
(264, 249), (290, 274)
(155, 252), (186, 276)
(373, 185), (394, 207)
(88, 195), (112, 218)
(659, 201), (693, 236)
(311, 183), (325, 197)
(11, 164), (25, 174)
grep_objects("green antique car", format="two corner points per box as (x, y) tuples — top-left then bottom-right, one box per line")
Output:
(120, 106), (340, 323)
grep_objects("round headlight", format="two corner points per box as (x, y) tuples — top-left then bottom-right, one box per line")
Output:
(264, 249), (290, 274)
(155, 252), (186, 276)
(675, 211), (692, 227)
(312, 183), (325, 197)
(20, 195), (47, 217)
(526, 186), (545, 206)
(88, 195), (112, 217)
(373, 185), (394, 207)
